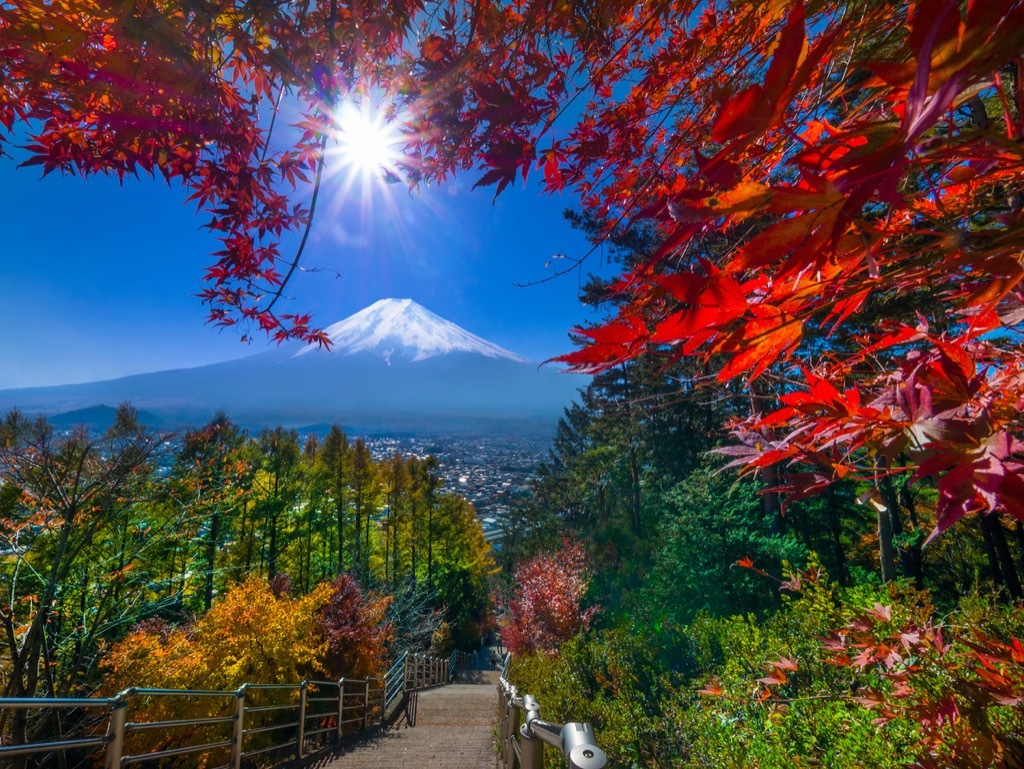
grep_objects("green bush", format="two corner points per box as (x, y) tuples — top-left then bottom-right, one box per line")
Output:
(505, 562), (1024, 768)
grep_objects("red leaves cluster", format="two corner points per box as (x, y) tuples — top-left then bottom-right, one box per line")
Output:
(538, 1), (1024, 538)
(500, 541), (598, 656)
(8, 0), (1024, 535)
(315, 574), (394, 679)
(1, 0), (418, 344)
(825, 604), (1024, 767)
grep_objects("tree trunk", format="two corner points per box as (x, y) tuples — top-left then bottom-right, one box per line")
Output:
(984, 514), (1023, 600)
(628, 444), (642, 538)
(877, 502), (896, 584)
(336, 495), (345, 575)
(1014, 519), (1024, 575)
(268, 510), (279, 579)
(980, 513), (1006, 590)
(203, 509), (221, 611)
(827, 490), (850, 586)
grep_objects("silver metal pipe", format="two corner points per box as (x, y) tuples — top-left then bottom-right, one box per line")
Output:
(122, 738), (234, 764)
(0, 736), (108, 758)
(497, 656), (606, 769)
(296, 680), (308, 758)
(0, 697), (113, 708)
(126, 716), (234, 731)
(105, 689), (129, 769)
(230, 684), (246, 769)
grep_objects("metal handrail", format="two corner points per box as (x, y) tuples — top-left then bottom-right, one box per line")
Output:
(0, 650), (457, 768)
(449, 649), (473, 678)
(498, 654), (606, 769)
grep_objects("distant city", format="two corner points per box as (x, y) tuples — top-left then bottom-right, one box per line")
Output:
(360, 433), (552, 547)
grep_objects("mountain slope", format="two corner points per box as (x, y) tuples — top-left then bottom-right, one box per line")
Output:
(298, 298), (529, 364)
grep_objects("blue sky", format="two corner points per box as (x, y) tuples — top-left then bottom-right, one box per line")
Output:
(0, 143), (610, 390)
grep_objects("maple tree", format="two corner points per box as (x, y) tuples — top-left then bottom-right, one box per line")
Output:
(315, 574), (394, 678)
(528, 0), (1024, 554)
(8, 0), (1024, 568)
(501, 541), (597, 656)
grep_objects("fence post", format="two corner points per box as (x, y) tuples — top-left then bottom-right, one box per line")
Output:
(337, 678), (345, 740)
(520, 725), (543, 769)
(297, 681), (308, 758)
(363, 678), (370, 730)
(104, 689), (130, 769)
(230, 684), (247, 769)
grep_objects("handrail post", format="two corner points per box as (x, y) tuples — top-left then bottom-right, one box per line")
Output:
(296, 681), (308, 758)
(337, 678), (345, 739)
(520, 724), (543, 769)
(230, 684), (246, 769)
(104, 689), (130, 769)
(500, 688), (516, 769)
(521, 693), (543, 769)
(561, 722), (606, 769)
(363, 678), (370, 730)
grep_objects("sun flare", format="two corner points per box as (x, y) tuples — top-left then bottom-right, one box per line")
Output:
(332, 101), (402, 180)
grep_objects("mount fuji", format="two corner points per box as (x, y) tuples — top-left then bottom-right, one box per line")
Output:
(0, 300), (584, 434)
(302, 298), (530, 365)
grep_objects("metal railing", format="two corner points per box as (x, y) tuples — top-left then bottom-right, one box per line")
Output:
(0, 650), (458, 768)
(498, 654), (606, 769)
(449, 649), (473, 678)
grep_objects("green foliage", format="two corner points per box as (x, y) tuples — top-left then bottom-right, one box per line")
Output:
(0, 411), (494, 721)
(506, 563), (1024, 769)
(640, 462), (806, 624)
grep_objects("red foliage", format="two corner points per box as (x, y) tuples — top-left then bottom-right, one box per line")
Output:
(315, 575), (394, 678)
(501, 541), (598, 656)
(531, 1), (1024, 538)
(7, 1), (1024, 532)
(825, 606), (1024, 767)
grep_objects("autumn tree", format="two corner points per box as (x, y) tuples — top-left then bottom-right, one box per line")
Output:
(501, 541), (597, 656)
(0, 405), (161, 746)
(319, 425), (351, 575)
(168, 413), (247, 611)
(315, 574), (394, 678)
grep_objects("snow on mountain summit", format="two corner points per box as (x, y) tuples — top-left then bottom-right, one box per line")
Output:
(296, 298), (531, 364)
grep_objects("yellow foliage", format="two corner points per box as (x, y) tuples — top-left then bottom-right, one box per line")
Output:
(103, 577), (332, 694)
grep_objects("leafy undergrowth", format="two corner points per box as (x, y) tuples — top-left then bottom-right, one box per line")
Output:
(507, 563), (1024, 769)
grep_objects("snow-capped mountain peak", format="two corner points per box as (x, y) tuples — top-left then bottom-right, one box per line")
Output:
(296, 298), (531, 364)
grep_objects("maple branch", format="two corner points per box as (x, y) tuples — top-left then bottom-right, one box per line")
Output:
(261, 132), (328, 319)
(260, 0), (334, 321)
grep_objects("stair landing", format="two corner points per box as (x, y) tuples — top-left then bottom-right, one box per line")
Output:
(295, 671), (499, 769)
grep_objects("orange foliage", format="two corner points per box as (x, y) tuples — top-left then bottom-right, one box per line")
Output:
(103, 576), (392, 692)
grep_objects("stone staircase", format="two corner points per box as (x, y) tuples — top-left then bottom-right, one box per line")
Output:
(291, 671), (500, 769)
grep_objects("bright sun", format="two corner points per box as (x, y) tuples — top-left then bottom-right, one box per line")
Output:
(332, 101), (402, 179)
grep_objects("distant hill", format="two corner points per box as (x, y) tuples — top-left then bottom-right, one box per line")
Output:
(0, 299), (585, 435)
(46, 405), (164, 431)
